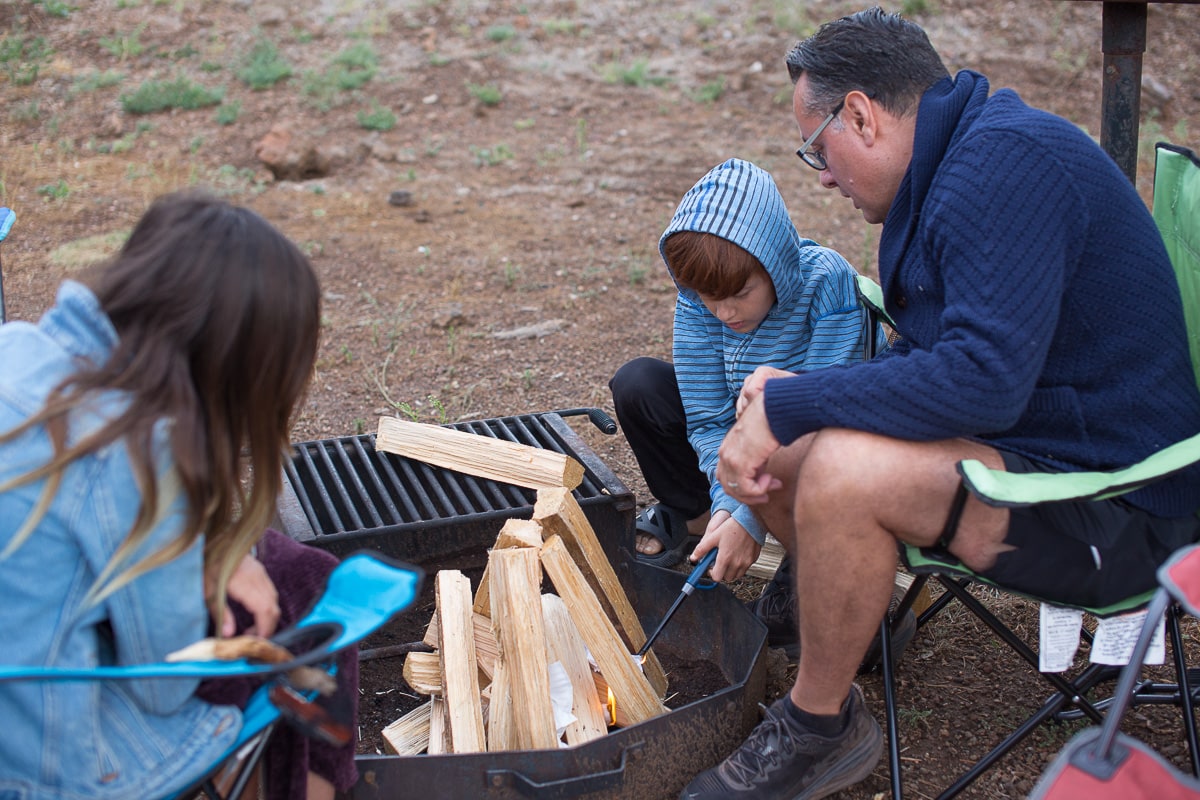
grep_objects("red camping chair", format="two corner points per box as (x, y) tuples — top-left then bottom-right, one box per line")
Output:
(1029, 545), (1200, 800)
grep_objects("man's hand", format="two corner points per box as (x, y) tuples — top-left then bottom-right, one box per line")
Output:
(718, 390), (782, 504)
(210, 553), (280, 638)
(690, 511), (762, 582)
(736, 366), (795, 418)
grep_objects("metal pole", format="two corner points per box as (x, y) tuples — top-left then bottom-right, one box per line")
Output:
(1100, 2), (1148, 184)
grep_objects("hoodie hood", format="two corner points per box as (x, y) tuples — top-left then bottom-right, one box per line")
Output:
(659, 158), (810, 310)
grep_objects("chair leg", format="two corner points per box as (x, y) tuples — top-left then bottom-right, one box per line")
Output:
(196, 724), (275, 800)
(936, 662), (1114, 799)
(1167, 604), (1200, 775)
(881, 573), (937, 800)
(881, 611), (902, 800)
(937, 578), (1107, 723)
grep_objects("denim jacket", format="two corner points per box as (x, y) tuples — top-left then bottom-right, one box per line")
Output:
(0, 282), (241, 799)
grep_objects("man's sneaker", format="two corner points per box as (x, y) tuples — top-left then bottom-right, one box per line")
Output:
(679, 684), (883, 800)
(745, 556), (799, 659)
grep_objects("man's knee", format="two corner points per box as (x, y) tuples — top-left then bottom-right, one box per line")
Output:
(793, 429), (878, 501)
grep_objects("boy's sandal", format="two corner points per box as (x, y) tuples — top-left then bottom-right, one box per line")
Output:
(634, 504), (696, 567)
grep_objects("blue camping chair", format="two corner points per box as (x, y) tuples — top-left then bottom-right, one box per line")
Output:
(0, 550), (423, 800)
(0, 206), (14, 323)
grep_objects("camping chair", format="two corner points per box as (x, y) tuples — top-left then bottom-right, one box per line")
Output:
(0, 550), (423, 800)
(875, 141), (1200, 800)
(1029, 544), (1200, 800)
(0, 205), (14, 323)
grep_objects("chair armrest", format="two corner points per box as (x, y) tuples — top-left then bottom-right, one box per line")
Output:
(958, 431), (1200, 507)
(854, 274), (894, 327)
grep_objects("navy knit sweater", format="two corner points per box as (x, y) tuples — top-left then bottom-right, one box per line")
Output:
(762, 71), (1200, 518)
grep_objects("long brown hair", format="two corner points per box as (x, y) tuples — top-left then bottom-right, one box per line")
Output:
(0, 190), (321, 622)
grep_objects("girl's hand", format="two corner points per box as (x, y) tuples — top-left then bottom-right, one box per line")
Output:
(210, 553), (280, 638)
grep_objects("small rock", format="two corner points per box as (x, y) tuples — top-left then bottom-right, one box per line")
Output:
(491, 319), (567, 340)
(254, 124), (331, 181)
(430, 303), (465, 329)
(388, 190), (414, 207)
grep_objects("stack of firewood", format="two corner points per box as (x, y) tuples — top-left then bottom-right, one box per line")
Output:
(373, 418), (669, 755)
(380, 488), (670, 754)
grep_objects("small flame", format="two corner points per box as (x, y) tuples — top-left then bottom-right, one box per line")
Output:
(606, 687), (617, 726)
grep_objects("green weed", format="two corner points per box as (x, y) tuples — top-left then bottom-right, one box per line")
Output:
(215, 100), (241, 125)
(692, 78), (725, 104)
(1, 33), (53, 86)
(72, 69), (125, 95)
(301, 42), (379, 111)
(485, 25), (516, 43)
(237, 35), (293, 90)
(601, 58), (670, 88)
(541, 19), (578, 36)
(470, 143), (514, 167)
(10, 100), (41, 123)
(120, 76), (224, 114)
(628, 263), (648, 286)
(503, 261), (521, 288)
(100, 23), (147, 61)
(331, 41), (378, 88)
(467, 82), (503, 106)
(575, 118), (588, 158)
(357, 102), (396, 131)
(37, 180), (70, 201)
(35, 0), (73, 18)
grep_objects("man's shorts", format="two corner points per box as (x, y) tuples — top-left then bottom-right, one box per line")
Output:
(974, 451), (1200, 609)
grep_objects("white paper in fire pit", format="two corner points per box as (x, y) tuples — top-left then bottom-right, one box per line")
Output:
(548, 661), (577, 747)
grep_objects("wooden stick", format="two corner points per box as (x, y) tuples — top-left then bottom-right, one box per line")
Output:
(424, 611), (498, 681)
(401, 650), (442, 696)
(427, 695), (450, 755)
(486, 657), (513, 751)
(488, 547), (560, 750)
(436, 570), (487, 753)
(591, 671), (633, 729)
(540, 534), (667, 726)
(542, 593), (608, 744)
(381, 700), (432, 756)
(534, 486), (668, 697)
(473, 518), (544, 617)
(746, 533), (785, 581)
(376, 416), (585, 490)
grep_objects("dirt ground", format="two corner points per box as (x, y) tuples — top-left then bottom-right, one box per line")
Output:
(4, 0), (1200, 797)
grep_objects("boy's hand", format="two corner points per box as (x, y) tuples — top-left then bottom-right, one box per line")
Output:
(690, 511), (762, 582)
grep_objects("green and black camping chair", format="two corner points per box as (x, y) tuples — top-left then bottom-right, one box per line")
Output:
(875, 141), (1200, 800)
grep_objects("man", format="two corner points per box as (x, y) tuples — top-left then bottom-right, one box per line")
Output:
(681, 7), (1200, 800)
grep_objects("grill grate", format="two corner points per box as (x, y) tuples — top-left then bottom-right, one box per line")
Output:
(276, 411), (634, 563)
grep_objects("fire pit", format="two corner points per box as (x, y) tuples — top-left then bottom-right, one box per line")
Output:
(278, 411), (767, 800)
(275, 411), (634, 567)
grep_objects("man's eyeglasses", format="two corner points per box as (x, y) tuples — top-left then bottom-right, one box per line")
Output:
(795, 97), (845, 171)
